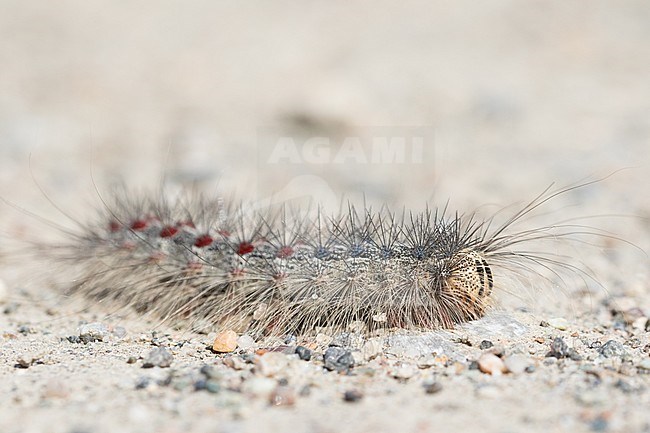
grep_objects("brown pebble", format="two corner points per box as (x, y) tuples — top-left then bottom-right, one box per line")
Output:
(212, 330), (238, 353)
(269, 385), (296, 407)
(478, 353), (507, 375)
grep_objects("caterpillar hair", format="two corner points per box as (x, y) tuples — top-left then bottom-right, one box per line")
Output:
(20, 179), (616, 338)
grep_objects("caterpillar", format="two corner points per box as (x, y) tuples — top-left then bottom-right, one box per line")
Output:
(21, 179), (606, 339)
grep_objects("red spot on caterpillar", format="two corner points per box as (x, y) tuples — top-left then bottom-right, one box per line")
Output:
(185, 261), (203, 272)
(176, 220), (195, 229)
(238, 242), (255, 255)
(130, 219), (148, 231)
(231, 268), (245, 278)
(159, 226), (178, 238)
(276, 246), (294, 258)
(121, 240), (136, 250)
(194, 234), (213, 248)
(108, 220), (121, 232)
(148, 251), (165, 263)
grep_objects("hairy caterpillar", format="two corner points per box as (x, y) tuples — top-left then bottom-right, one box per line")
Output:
(28, 181), (606, 337)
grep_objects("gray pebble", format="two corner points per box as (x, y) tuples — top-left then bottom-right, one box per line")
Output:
(343, 390), (363, 402)
(423, 382), (443, 394)
(547, 337), (582, 360)
(135, 377), (151, 389)
(3, 302), (19, 315)
(330, 332), (351, 347)
(112, 326), (127, 339)
(598, 340), (628, 358)
(205, 380), (221, 393)
(17, 325), (32, 335)
(590, 416), (608, 432)
(295, 346), (312, 361)
(479, 340), (493, 350)
(324, 347), (354, 373)
(200, 365), (222, 380)
(142, 347), (173, 368)
(78, 323), (109, 343)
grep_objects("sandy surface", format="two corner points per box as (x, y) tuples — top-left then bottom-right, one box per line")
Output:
(1, 2), (649, 433)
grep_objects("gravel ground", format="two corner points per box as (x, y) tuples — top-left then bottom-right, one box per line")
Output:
(1, 2), (649, 433)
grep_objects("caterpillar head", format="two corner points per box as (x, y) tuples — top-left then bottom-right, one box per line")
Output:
(443, 249), (494, 318)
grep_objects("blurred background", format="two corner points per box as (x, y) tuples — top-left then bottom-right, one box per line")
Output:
(0, 1), (648, 236)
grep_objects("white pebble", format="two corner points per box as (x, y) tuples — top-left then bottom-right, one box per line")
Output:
(242, 377), (277, 397)
(236, 334), (256, 351)
(362, 338), (383, 361)
(0, 278), (8, 304)
(390, 362), (416, 380)
(254, 352), (289, 377)
(504, 354), (529, 375)
(548, 318), (569, 331)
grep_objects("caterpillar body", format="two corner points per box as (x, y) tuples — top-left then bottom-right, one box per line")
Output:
(39, 184), (591, 337)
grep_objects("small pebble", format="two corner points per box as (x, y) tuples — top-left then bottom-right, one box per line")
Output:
(43, 380), (69, 399)
(547, 337), (581, 360)
(3, 302), (19, 315)
(255, 352), (289, 377)
(243, 377), (277, 397)
(224, 356), (247, 370)
(323, 347), (354, 373)
(590, 415), (609, 432)
(0, 278), (7, 303)
(284, 334), (297, 345)
(504, 355), (529, 375)
(78, 323), (109, 343)
(142, 347), (173, 368)
(548, 318), (569, 331)
(390, 363), (416, 380)
(200, 365), (221, 380)
(205, 380), (221, 393)
(126, 356), (138, 364)
(361, 338), (383, 361)
(343, 390), (363, 402)
(135, 377), (151, 389)
(477, 353), (506, 375)
(330, 332), (351, 347)
(112, 326), (127, 339)
(479, 340), (493, 350)
(423, 382), (443, 394)
(236, 334), (256, 351)
(17, 325), (32, 335)
(212, 330), (238, 353)
(295, 346), (312, 361)
(269, 385), (296, 407)
(16, 353), (42, 368)
(598, 340), (628, 358)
